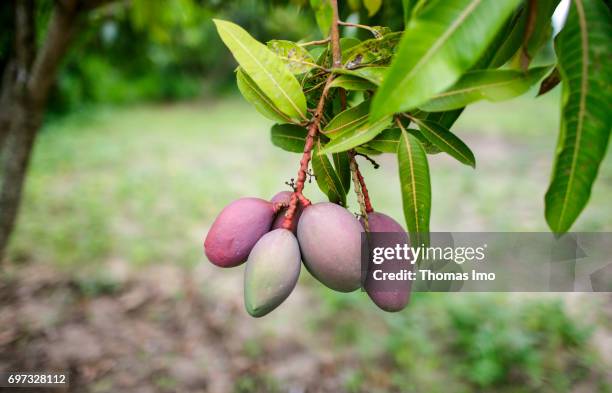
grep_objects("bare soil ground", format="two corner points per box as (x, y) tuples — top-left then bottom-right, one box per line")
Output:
(0, 261), (361, 393)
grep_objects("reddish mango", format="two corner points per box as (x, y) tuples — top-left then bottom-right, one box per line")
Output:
(361, 212), (412, 312)
(270, 191), (303, 234)
(297, 202), (363, 292)
(204, 197), (275, 267)
(244, 228), (301, 317)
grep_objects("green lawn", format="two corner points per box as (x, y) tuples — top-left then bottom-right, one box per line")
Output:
(11, 89), (611, 267)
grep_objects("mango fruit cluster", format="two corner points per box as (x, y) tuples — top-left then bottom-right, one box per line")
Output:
(204, 192), (411, 317)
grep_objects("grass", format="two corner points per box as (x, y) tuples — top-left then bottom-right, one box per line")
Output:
(10, 89), (612, 268)
(5, 90), (612, 392)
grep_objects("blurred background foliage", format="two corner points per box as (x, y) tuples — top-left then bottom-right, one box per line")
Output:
(0, 0), (409, 117)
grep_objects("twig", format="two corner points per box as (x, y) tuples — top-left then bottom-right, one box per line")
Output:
(298, 38), (330, 46)
(330, 2), (342, 69)
(338, 21), (382, 38)
(281, 73), (335, 230)
(355, 152), (380, 169)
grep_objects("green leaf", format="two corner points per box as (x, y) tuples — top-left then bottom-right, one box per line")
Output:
(329, 75), (377, 91)
(236, 68), (293, 124)
(348, 0), (361, 11)
(364, 0), (382, 16)
(410, 117), (476, 167)
(332, 152), (352, 194)
(214, 19), (307, 122)
(485, 4), (527, 68)
(322, 116), (392, 154)
(409, 127), (443, 154)
(310, 0), (333, 36)
(356, 146), (384, 156)
(370, 0), (522, 122)
(518, 0), (559, 67)
(322, 100), (371, 137)
(334, 67), (388, 85)
(343, 32), (402, 68)
(267, 40), (317, 75)
(402, 0), (418, 26)
(544, 0), (612, 233)
(312, 139), (347, 205)
(270, 124), (308, 153)
(419, 66), (550, 112)
(341, 37), (362, 56)
(397, 130), (431, 246)
(425, 109), (464, 130)
(368, 128), (401, 153)
(489, 0), (559, 68)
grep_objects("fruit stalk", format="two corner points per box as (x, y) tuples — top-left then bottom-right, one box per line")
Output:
(281, 75), (333, 230)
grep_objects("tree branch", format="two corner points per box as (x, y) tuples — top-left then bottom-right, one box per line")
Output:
(330, 0), (342, 69)
(27, 0), (80, 105)
(15, 0), (36, 89)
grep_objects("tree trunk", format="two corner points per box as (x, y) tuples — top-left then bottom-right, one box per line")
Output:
(0, 0), (80, 261)
(0, 100), (42, 260)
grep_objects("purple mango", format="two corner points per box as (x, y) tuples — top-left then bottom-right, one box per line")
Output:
(270, 191), (303, 234)
(204, 197), (275, 267)
(297, 202), (363, 292)
(244, 228), (301, 317)
(361, 212), (412, 312)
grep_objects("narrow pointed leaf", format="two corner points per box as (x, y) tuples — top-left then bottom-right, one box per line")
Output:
(267, 40), (317, 74)
(371, 0), (522, 122)
(544, 0), (612, 233)
(398, 130), (431, 246)
(321, 116), (392, 154)
(419, 66), (550, 112)
(402, 0), (418, 26)
(312, 140), (347, 205)
(425, 108), (464, 130)
(409, 127), (443, 154)
(489, 0), (559, 68)
(310, 0), (333, 36)
(329, 75), (377, 91)
(517, 0), (559, 68)
(356, 146), (384, 156)
(332, 152), (352, 194)
(322, 100), (370, 137)
(237, 69), (293, 124)
(368, 127), (442, 155)
(364, 0), (383, 16)
(368, 128), (402, 153)
(411, 117), (475, 167)
(334, 67), (388, 85)
(473, 3), (523, 68)
(214, 19), (307, 122)
(270, 124), (308, 153)
(343, 32), (402, 68)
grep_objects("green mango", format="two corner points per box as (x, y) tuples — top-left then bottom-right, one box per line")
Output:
(244, 228), (301, 317)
